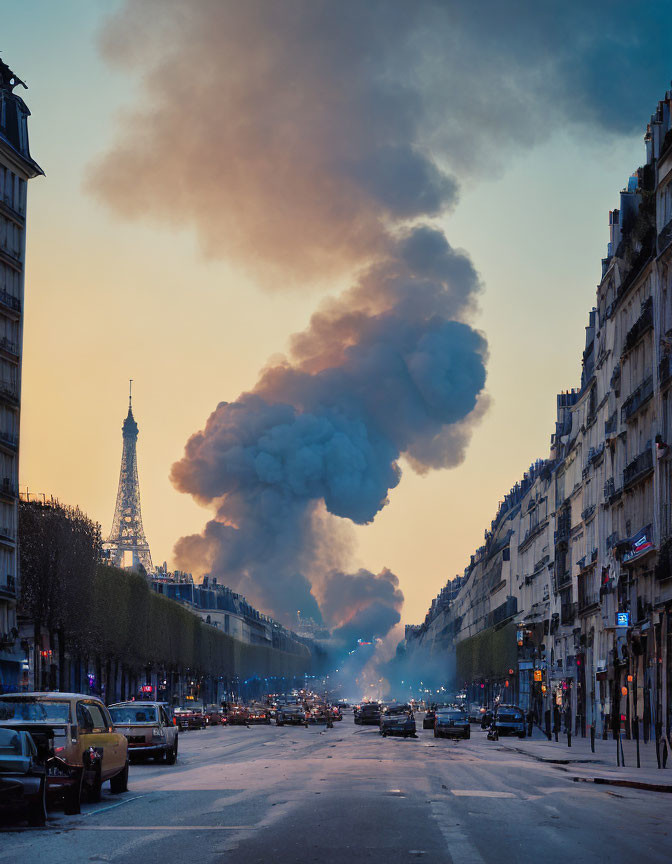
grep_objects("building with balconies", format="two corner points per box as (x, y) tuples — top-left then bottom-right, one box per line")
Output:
(0, 60), (42, 693)
(406, 86), (672, 746)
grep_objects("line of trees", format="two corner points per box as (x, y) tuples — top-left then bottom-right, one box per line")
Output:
(18, 499), (311, 697)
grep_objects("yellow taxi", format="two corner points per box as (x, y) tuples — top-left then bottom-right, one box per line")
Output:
(0, 692), (129, 813)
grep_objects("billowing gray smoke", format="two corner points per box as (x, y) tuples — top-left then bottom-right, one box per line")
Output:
(92, 0), (670, 639)
(170, 225), (487, 627)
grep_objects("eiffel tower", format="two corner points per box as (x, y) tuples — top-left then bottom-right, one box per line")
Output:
(105, 381), (154, 573)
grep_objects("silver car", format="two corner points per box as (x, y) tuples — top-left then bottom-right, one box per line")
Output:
(108, 702), (179, 763)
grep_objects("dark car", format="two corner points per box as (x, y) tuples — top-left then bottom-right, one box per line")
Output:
(354, 702), (381, 725)
(423, 704), (450, 730)
(434, 709), (470, 739)
(0, 728), (48, 826)
(380, 704), (416, 738)
(492, 704), (525, 738)
(276, 705), (306, 726)
(226, 705), (250, 726)
(173, 706), (207, 730)
(247, 704), (271, 724)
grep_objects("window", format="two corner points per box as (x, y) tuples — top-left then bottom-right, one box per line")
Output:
(77, 701), (107, 732)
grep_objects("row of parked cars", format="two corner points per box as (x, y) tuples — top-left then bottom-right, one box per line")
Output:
(0, 691), (189, 826)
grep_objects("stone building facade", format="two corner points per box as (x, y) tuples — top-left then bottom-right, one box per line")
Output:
(0, 61), (42, 691)
(406, 89), (672, 749)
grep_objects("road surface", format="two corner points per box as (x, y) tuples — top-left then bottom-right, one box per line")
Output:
(1, 716), (670, 863)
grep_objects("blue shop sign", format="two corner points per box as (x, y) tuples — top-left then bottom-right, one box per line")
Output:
(616, 611), (630, 627)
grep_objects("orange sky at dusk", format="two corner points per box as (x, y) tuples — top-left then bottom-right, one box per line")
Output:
(7, 1), (646, 624)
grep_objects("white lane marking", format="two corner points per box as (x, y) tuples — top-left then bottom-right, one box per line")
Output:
(430, 802), (486, 864)
(451, 790), (516, 798)
(67, 825), (256, 831)
(84, 796), (146, 816)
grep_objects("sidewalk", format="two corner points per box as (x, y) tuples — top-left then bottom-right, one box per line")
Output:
(494, 726), (672, 792)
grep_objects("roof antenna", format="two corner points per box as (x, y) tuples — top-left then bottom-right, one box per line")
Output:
(129, 378), (133, 409)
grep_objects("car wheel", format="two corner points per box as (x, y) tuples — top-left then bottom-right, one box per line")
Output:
(27, 777), (47, 826)
(64, 770), (83, 815)
(166, 738), (178, 765)
(88, 764), (102, 803)
(110, 759), (129, 794)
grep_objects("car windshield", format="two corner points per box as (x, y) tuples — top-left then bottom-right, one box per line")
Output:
(109, 706), (158, 724)
(437, 710), (464, 719)
(0, 698), (71, 723)
(385, 705), (410, 715)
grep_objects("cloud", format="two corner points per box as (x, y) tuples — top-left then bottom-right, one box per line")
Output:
(92, 0), (670, 638)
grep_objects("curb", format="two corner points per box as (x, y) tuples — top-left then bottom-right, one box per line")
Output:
(574, 776), (672, 793)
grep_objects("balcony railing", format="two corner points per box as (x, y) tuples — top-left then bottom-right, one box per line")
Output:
(581, 504), (596, 522)
(578, 591), (600, 614)
(621, 374), (654, 422)
(605, 412), (618, 437)
(0, 336), (19, 358)
(0, 289), (20, 314)
(623, 447), (654, 490)
(622, 297), (653, 356)
(658, 215), (672, 254)
(0, 380), (19, 405)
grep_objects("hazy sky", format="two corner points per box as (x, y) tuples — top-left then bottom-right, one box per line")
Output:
(7, 1), (651, 624)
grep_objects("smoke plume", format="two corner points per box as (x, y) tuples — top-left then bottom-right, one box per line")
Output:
(92, 1), (670, 638)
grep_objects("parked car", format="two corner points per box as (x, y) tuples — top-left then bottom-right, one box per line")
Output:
(491, 704), (526, 738)
(434, 708), (470, 739)
(173, 706), (206, 730)
(0, 692), (128, 813)
(226, 705), (251, 726)
(0, 727), (47, 825)
(353, 702), (381, 725)
(275, 705), (306, 726)
(109, 702), (178, 764)
(247, 704), (271, 724)
(423, 704), (450, 730)
(203, 705), (227, 726)
(330, 705), (342, 721)
(306, 703), (330, 724)
(468, 702), (487, 723)
(380, 704), (416, 738)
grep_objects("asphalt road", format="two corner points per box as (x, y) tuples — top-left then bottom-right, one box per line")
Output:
(2, 714), (671, 863)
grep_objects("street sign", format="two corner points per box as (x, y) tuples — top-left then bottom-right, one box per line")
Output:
(616, 611), (630, 627)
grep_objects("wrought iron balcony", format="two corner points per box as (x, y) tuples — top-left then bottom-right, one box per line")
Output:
(621, 374), (653, 422)
(0, 380), (19, 406)
(622, 297), (653, 356)
(623, 447), (654, 490)
(0, 289), (20, 315)
(581, 504), (596, 522)
(658, 215), (672, 254)
(0, 336), (19, 358)
(578, 591), (600, 614)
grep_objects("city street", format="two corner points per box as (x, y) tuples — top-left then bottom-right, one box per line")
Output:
(1, 717), (670, 864)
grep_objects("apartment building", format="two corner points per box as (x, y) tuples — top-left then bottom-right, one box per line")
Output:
(0, 61), (42, 691)
(406, 88), (672, 749)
